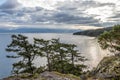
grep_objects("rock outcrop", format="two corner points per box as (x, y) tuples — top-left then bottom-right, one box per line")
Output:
(2, 72), (81, 80)
(91, 55), (120, 79)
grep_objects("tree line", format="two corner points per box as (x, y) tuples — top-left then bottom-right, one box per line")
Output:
(6, 34), (87, 76)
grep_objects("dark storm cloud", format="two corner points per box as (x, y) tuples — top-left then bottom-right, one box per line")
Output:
(0, 9), (17, 14)
(0, 12), (8, 16)
(21, 7), (43, 13)
(0, 0), (22, 15)
(109, 13), (120, 19)
(0, 0), (21, 9)
(52, 13), (99, 25)
(57, 1), (115, 11)
(0, 6), (43, 16)
(81, 1), (115, 8)
(28, 9), (100, 25)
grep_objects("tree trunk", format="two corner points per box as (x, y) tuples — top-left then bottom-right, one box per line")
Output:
(60, 52), (64, 73)
(28, 57), (34, 74)
(72, 54), (74, 66)
(47, 53), (51, 72)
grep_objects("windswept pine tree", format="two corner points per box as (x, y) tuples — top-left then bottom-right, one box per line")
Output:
(50, 39), (69, 73)
(34, 38), (52, 72)
(6, 34), (36, 75)
(65, 44), (87, 75)
(66, 44), (87, 66)
(51, 39), (87, 75)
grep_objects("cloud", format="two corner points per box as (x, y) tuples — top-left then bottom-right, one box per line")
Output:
(0, 12), (8, 16)
(52, 12), (99, 25)
(0, 0), (21, 9)
(0, 0), (119, 28)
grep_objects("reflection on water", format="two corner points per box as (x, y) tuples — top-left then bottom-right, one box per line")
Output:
(0, 33), (109, 78)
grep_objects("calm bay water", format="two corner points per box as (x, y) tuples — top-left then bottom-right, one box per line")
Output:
(0, 33), (107, 79)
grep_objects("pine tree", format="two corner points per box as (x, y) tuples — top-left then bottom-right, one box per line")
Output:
(50, 39), (87, 75)
(6, 34), (36, 75)
(34, 38), (52, 71)
(50, 39), (68, 73)
(66, 44), (86, 66)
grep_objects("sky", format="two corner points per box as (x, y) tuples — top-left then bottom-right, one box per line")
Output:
(0, 0), (120, 29)
(0, 0), (6, 5)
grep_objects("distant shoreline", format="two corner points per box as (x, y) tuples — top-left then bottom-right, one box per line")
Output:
(73, 27), (112, 37)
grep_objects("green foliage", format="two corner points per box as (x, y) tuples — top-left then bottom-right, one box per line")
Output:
(6, 34), (37, 75)
(35, 66), (46, 73)
(34, 38), (52, 72)
(98, 25), (120, 55)
(96, 25), (120, 79)
(6, 34), (87, 77)
(34, 38), (87, 76)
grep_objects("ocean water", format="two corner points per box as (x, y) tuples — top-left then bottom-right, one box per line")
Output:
(0, 33), (108, 79)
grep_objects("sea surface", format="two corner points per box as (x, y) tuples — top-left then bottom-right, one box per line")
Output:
(0, 33), (107, 79)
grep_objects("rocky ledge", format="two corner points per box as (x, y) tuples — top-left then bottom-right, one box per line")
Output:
(2, 72), (80, 80)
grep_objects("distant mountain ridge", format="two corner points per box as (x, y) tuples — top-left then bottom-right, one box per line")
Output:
(73, 27), (112, 37)
(0, 28), (79, 33)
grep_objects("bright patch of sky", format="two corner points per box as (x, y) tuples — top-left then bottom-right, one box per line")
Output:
(85, 6), (113, 22)
(0, 0), (120, 29)
(0, 0), (6, 5)
(18, 0), (60, 10)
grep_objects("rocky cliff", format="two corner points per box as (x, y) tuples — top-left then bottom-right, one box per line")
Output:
(89, 55), (120, 80)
